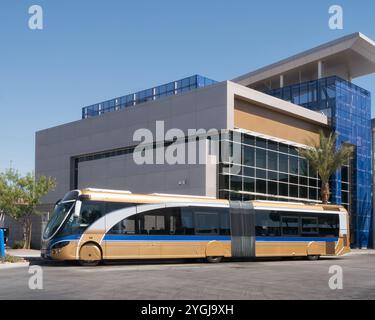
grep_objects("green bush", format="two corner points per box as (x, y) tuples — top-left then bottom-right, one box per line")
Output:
(12, 241), (25, 249)
(0, 254), (24, 263)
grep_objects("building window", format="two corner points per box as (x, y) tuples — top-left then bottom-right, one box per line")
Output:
(219, 131), (322, 203)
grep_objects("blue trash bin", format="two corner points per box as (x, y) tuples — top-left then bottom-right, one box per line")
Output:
(0, 229), (4, 258)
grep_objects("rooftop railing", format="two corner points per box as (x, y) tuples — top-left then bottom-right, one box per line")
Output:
(82, 75), (218, 119)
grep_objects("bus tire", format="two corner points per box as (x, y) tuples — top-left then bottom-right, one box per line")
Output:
(307, 255), (320, 261)
(79, 243), (102, 266)
(206, 256), (223, 263)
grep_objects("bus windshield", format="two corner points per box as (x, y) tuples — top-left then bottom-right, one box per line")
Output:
(57, 200), (101, 238)
(43, 201), (75, 240)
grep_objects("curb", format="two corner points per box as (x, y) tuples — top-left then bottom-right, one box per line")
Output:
(0, 262), (30, 270)
(346, 251), (375, 256)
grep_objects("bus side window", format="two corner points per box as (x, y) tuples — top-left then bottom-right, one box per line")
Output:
(301, 217), (318, 235)
(255, 210), (281, 237)
(138, 212), (166, 235)
(108, 216), (136, 235)
(281, 216), (299, 236)
(175, 209), (194, 235)
(194, 211), (219, 235)
(220, 209), (230, 235)
(318, 214), (339, 237)
(79, 201), (105, 225)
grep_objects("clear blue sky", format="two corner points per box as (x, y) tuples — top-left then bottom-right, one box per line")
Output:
(1, 0), (375, 174)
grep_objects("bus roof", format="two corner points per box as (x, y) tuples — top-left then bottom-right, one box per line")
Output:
(78, 188), (347, 212)
(79, 188), (228, 205)
(251, 200), (347, 212)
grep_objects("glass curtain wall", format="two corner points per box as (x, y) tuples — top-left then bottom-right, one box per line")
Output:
(265, 76), (372, 248)
(218, 131), (351, 207)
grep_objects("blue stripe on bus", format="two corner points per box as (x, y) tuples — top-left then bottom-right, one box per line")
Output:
(103, 235), (231, 241)
(256, 237), (338, 242)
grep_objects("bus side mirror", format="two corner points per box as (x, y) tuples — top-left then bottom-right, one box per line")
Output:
(54, 199), (62, 209)
(73, 200), (82, 218)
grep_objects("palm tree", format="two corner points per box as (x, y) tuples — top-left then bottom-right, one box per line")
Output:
(298, 131), (353, 204)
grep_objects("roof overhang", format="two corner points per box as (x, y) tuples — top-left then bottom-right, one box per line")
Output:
(233, 32), (375, 88)
(227, 81), (328, 126)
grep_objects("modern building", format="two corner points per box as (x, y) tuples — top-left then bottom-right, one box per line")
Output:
(35, 32), (374, 249)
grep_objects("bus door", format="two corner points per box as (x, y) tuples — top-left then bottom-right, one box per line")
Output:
(137, 204), (164, 259)
(337, 212), (350, 254)
(104, 205), (139, 259)
(230, 202), (256, 258)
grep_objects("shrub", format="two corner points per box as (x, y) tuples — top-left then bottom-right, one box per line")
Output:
(12, 241), (25, 249)
(0, 254), (24, 263)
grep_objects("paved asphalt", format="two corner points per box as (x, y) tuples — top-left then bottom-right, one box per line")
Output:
(0, 253), (374, 300)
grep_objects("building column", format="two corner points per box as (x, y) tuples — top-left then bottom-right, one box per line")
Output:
(318, 60), (323, 79)
(280, 74), (284, 88)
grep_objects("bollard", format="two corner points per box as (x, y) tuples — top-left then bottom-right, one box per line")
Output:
(0, 229), (5, 258)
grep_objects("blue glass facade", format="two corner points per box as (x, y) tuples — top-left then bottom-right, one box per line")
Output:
(82, 75), (217, 119)
(266, 76), (372, 248)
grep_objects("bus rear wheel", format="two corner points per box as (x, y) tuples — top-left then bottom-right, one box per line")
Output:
(206, 256), (223, 263)
(307, 255), (320, 261)
(79, 243), (102, 266)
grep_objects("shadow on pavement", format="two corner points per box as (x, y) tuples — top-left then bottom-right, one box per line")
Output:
(27, 255), (345, 268)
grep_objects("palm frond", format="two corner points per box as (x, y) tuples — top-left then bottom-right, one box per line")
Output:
(298, 131), (353, 186)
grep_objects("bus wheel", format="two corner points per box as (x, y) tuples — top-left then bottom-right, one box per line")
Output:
(307, 255), (320, 261)
(206, 256), (223, 263)
(79, 243), (102, 266)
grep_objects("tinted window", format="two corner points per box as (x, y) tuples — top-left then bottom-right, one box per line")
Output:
(191, 207), (229, 235)
(281, 216), (299, 235)
(255, 211), (281, 236)
(174, 208), (194, 235)
(110, 215), (136, 235)
(194, 212), (219, 234)
(279, 154), (288, 172)
(80, 201), (104, 226)
(140, 213), (166, 235)
(256, 148), (267, 168)
(301, 217), (318, 235)
(220, 211), (230, 235)
(268, 151), (278, 171)
(244, 177), (255, 192)
(319, 214), (339, 237)
(256, 180), (267, 194)
(289, 156), (299, 175)
(255, 211), (340, 238)
(108, 206), (230, 236)
(243, 146), (255, 166)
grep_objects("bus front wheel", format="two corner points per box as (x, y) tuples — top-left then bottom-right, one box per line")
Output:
(79, 243), (102, 266)
(206, 256), (223, 263)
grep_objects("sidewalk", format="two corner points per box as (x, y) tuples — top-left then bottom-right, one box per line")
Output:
(347, 249), (375, 255)
(6, 249), (41, 259)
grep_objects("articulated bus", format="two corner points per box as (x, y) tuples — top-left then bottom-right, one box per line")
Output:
(41, 188), (350, 265)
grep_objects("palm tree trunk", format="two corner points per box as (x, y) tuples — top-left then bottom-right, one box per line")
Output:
(23, 217), (32, 249)
(321, 182), (330, 204)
